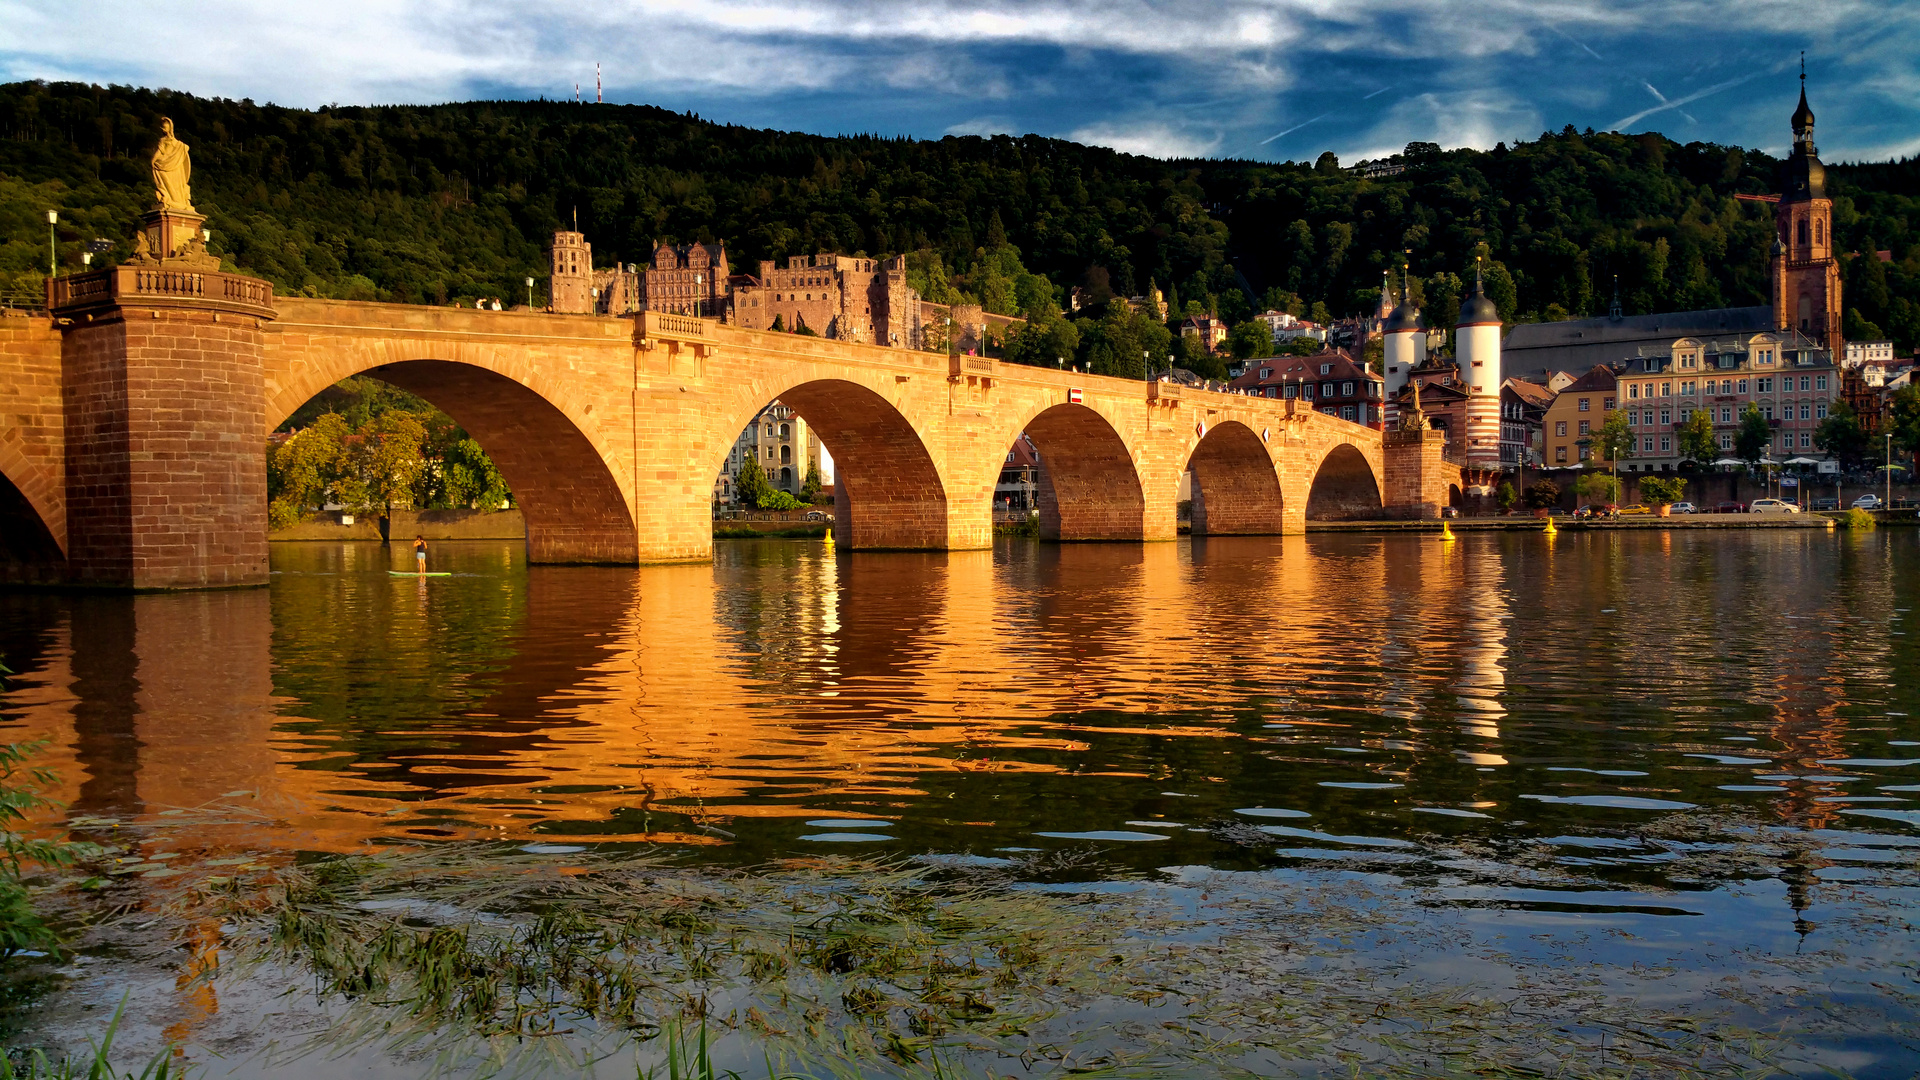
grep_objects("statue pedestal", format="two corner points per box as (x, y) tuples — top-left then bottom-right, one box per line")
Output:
(136, 207), (218, 270)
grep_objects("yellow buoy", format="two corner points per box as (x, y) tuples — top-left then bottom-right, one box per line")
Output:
(1440, 519), (1456, 542)
(1542, 515), (1557, 535)
(824, 524), (833, 546)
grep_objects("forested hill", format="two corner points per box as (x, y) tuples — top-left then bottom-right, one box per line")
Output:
(1, 79), (1916, 350)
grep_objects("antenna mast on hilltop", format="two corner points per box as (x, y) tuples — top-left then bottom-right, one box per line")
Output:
(597, 63), (603, 103)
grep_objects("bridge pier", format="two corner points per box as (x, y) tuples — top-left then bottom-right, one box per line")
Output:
(50, 268), (278, 589)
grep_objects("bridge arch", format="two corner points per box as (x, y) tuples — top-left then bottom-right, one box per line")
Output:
(1306, 442), (1384, 520)
(0, 460), (64, 580)
(1186, 420), (1285, 534)
(0, 437), (62, 556)
(268, 358), (637, 564)
(726, 379), (948, 550)
(1017, 403), (1145, 541)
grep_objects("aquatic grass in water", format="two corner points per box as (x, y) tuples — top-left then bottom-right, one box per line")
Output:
(119, 825), (1915, 1079)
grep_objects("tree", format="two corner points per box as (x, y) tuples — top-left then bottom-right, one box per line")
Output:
(1813, 400), (1872, 473)
(800, 461), (824, 504)
(1525, 479), (1561, 510)
(1677, 407), (1718, 466)
(1890, 385), (1920, 457)
(735, 456), (773, 508)
(268, 413), (352, 517)
(1228, 320), (1270, 360)
(351, 410), (429, 515)
(1575, 472), (1620, 506)
(440, 438), (511, 509)
(1639, 475), (1686, 506)
(1283, 336), (1321, 357)
(1495, 481), (1517, 513)
(1734, 403), (1772, 466)
(1591, 410), (1634, 469)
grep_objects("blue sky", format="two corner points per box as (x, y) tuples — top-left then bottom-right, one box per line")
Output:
(3, 0), (1916, 163)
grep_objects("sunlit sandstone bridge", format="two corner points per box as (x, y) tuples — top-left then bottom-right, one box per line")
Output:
(2, 267), (1459, 589)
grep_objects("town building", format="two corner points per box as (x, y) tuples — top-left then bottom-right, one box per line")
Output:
(1540, 365), (1618, 468)
(1390, 355), (1471, 458)
(1181, 315), (1229, 355)
(1614, 331), (1837, 472)
(1380, 283), (1426, 428)
(1845, 340), (1897, 368)
(1500, 79), (1847, 379)
(1227, 351), (1384, 427)
(1501, 378), (1554, 468)
(645, 240), (731, 317)
(731, 253), (923, 346)
(548, 231), (597, 314)
(1256, 310), (1328, 348)
(996, 435), (1041, 513)
(713, 401), (822, 506)
(1455, 274), (1504, 470)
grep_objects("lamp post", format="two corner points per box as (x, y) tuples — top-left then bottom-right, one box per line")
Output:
(45, 211), (57, 277)
(526, 276), (535, 310)
(1889, 433), (1896, 512)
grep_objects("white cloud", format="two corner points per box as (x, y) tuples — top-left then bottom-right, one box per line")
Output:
(1069, 120), (1221, 160)
(1339, 89), (1543, 161)
(945, 117), (1014, 137)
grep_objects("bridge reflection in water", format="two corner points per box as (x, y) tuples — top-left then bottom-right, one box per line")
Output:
(0, 531), (1908, 862)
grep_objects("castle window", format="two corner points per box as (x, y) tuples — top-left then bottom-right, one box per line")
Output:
(1797, 219), (1809, 245)
(1815, 220), (1823, 245)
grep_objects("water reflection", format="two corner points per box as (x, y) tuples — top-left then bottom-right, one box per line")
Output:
(0, 532), (1916, 874)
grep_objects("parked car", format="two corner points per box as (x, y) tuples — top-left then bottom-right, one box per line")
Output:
(1440, 506), (1460, 518)
(1573, 504), (1617, 519)
(1750, 498), (1802, 514)
(1852, 494), (1884, 510)
(1714, 501), (1747, 514)
(1670, 502), (1698, 514)
(805, 510), (829, 521)
(1811, 498), (1840, 511)
(1544, 507), (1569, 517)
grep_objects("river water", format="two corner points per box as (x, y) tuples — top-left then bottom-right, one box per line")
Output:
(2, 532), (1918, 1077)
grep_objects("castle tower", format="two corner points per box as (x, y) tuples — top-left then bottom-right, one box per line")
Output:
(1381, 272), (1426, 427)
(1772, 74), (1842, 351)
(550, 231), (594, 315)
(1456, 268), (1503, 470)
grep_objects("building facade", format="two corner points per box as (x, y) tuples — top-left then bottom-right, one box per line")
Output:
(1771, 83), (1843, 351)
(1501, 378), (1554, 468)
(1228, 352), (1385, 428)
(1540, 365), (1618, 468)
(713, 401), (823, 506)
(730, 253), (922, 346)
(1615, 331), (1837, 471)
(645, 241), (731, 317)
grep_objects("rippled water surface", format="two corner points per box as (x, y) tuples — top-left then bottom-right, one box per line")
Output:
(3, 531), (1919, 1075)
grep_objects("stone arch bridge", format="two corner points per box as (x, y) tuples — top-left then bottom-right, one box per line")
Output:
(1, 268), (1456, 588)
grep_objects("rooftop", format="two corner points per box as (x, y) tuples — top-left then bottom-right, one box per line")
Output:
(1502, 306), (1774, 374)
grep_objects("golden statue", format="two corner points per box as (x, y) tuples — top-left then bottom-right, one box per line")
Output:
(151, 117), (193, 213)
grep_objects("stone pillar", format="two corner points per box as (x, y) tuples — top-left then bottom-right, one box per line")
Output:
(1382, 427), (1454, 520)
(51, 266), (276, 589)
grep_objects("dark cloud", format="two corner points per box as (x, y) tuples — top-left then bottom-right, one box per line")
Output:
(3, 0), (1914, 160)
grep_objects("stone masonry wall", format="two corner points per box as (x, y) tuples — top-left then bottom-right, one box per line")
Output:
(61, 308), (271, 589)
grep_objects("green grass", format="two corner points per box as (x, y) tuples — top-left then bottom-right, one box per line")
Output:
(1, 998), (183, 1080)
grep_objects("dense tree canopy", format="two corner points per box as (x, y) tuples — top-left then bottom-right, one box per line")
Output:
(1, 81), (1916, 351)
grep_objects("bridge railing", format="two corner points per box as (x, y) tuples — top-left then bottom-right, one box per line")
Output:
(638, 310), (715, 344)
(46, 265), (275, 319)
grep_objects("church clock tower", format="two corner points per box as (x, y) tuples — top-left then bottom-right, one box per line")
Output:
(1771, 72), (1842, 351)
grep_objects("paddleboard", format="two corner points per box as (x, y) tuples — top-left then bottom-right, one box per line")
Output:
(390, 571), (453, 577)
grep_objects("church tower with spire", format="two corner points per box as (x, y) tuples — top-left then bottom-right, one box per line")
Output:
(1771, 66), (1842, 351)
